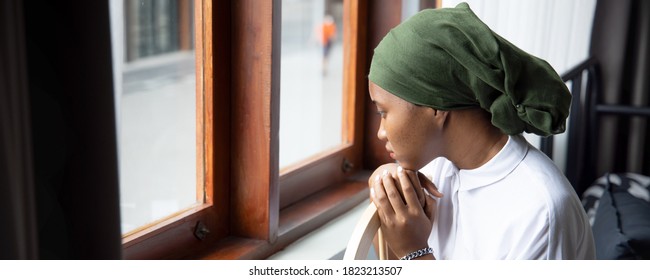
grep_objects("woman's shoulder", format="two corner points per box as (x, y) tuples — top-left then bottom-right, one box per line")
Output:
(519, 144), (573, 191)
(514, 143), (583, 213)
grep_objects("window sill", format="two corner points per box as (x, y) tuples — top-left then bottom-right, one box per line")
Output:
(194, 170), (371, 260)
(267, 198), (370, 259)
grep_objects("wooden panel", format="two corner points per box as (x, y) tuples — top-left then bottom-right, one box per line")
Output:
(350, 0), (369, 168)
(211, 0), (232, 240)
(345, 0), (368, 172)
(230, 0), (280, 241)
(363, 0), (403, 169)
(343, 0), (367, 146)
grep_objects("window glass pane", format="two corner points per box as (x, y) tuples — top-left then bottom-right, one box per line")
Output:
(280, 0), (345, 169)
(110, 0), (199, 234)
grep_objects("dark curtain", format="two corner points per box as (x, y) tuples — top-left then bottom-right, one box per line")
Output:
(19, 0), (123, 259)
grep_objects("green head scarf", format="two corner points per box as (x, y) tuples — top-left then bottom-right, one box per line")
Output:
(368, 2), (570, 136)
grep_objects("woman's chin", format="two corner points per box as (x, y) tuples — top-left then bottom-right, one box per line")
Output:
(395, 160), (419, 171)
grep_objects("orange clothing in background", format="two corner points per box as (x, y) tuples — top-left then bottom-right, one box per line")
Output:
(320, 21), (336, 45)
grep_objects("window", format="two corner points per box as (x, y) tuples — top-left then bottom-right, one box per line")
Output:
(8, 0), (402, 260)
(115, 0), (200, 235)
(112, 0), (221, 259)
(280, 0), (345, 170)
(116, 0), (369, 259)
(279, 0), (366, 209)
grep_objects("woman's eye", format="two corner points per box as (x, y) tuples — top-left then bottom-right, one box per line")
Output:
(377, 111), (386, 118)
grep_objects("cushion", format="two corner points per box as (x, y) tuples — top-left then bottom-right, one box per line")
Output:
(581, 178), (606, 226)
(591, 173), (650, 259)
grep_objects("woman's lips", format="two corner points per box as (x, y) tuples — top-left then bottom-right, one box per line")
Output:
(386, 144), (395, 159)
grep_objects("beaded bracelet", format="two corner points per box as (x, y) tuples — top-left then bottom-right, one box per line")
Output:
(400, 247), (434, 260)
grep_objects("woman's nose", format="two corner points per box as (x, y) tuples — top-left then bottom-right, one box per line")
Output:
(377, 121), (387, 141)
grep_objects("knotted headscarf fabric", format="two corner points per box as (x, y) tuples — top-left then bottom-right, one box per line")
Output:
(368, 2), (570, 136)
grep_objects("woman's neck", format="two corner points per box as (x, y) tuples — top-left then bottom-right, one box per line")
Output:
(445, 110), (508, 170)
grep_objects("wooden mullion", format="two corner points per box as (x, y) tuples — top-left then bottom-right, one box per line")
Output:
(343, 0), (360, 145)
(362, 0), (403, 169)
(230, 0), (280, 242)
(350, 0), (368, 168)
(211, 0), (231, 239)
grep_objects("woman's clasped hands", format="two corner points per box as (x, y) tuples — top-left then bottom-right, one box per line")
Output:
(368, 163), (443, 259)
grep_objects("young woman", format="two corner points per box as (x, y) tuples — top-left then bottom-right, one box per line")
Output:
(367, 3), (595, 260)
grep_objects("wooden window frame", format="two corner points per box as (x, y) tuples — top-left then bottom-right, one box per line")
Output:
(278, 0), (368, 209)
(7, 0), (434, 260)
(197, 0), (370, 259)
(122, 0), (225, 259)
(122, 0), (373, 260)
(4, 0), (411, 260)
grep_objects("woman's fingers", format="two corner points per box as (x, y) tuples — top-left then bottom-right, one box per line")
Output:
(381, 170), (407, 214)
(396, 167), (421, 210)
(369, 165), (440, 223)
(423, 192), (437, 221)
(417, 171), (443, 198)
(368, 165), (437, 258)
(405, 168), (425, 207)
(371, 171), (396, 218)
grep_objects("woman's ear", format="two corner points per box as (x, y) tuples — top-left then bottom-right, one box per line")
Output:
(432, 109), (449, 125)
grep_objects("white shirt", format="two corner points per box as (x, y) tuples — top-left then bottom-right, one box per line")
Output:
(421, 135), (595, 259)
